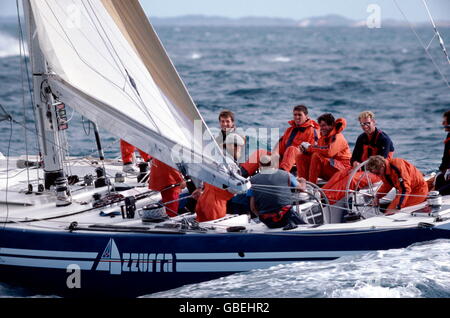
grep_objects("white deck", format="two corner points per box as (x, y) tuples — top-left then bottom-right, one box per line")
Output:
(1, 156), (450, 235)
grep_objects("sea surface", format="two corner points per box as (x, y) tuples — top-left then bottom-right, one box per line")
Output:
(0, 21), (450, 298)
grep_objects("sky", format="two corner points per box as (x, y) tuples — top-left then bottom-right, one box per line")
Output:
(0, 0), (448, 22)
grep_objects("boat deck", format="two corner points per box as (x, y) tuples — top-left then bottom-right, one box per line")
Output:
(1, 156), (450, 235)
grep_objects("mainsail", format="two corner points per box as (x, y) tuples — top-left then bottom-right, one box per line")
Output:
(26, 0), (248, 191)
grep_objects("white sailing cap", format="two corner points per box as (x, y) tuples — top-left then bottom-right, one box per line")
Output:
(224, 133), (245, 146)
(259, 155), (272, 166)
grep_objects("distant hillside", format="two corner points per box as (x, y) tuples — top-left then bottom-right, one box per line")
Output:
(149, 15), (296, 26)
(150, 14), (450, 28)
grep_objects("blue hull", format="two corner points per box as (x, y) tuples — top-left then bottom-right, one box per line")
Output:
(0, 226), (449, 297)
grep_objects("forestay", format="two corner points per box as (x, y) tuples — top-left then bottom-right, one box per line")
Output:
(27, 0), (248, 191)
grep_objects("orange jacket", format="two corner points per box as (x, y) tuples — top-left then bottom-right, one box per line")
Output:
(149, 159), (184, 192)
(195, 183), (234, 222)
(278, 119), (320, 156)
(309, 118), (351, 162)
(377, 158), (428, 210)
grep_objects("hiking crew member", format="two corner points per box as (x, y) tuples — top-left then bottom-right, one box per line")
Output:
(149, 159), (186, 218)
(351, 111), (394, 167)
(435, 110), (450, 195)
(272, 105), (320, 173)
(120, 140), (152, 174)
(296, 113), (351, 184)
(367, 156), (428, 214)
(248, 155), (306, 229)
(323, 111), (395, 204)
(195, 133), (245, 222)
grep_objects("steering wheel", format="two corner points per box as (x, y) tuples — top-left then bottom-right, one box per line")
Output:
(292, 181), (329, 224)
(345, 161), (382, 218)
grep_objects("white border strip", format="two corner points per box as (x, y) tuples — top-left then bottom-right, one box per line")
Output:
(0, 248), (98, 259)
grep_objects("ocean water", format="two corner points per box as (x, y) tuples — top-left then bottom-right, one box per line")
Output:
(0, 22), (450, 298)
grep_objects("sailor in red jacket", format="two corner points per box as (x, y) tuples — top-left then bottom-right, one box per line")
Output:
(296, 113), (351, 184)
(366, 156), (428, 214)
(272, 105), (320, 172)
(149, 159), (186, 217)
(120, 140), (152, 174)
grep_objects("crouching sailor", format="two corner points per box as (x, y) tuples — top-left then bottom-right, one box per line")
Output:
(366, 156), (428, 214)
(120, 139), (152, 174)
(248, 155), (306, 229)
(149, 159), (186, 218)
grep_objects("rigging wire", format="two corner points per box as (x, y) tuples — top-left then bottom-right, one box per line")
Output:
(422, 0), (450, 65)
(15, 0), (43, 187)
(17, 0), (31, 187)
(1, 119), (14, 231)
(44, 0), (232, 176)
(393, 0), (450, 88)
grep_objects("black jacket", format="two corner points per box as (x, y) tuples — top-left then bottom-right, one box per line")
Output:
(439, 133), (450, 172)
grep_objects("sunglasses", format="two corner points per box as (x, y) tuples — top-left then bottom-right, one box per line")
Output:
(360, 121), (372, 127)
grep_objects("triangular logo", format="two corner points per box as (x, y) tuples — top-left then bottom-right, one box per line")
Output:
(96, 239), (122, 275)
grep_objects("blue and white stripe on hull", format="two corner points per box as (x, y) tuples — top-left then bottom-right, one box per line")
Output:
(1, 245), (366, 273)
(1, 223), (450, 296)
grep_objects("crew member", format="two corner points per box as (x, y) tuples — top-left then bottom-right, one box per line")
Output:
(248, 155), (306, 229)
(149, 159), (186, 218)
(272, 105), (319, 173)
(323, 111), (394, 204)
(366, 156), (428, 214)
(435, 110), (450, 195)
(296, 113), (351, 184)
(351, 111), (394, 167)
(194, 133), (245, 222)
(216, 109), (267, 177)
(121, 140), (152, 174)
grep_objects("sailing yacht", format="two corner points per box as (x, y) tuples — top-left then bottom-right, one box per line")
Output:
(0, 0), (450, 297)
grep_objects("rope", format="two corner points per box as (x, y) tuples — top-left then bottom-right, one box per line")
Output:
(251, 183), (432, 198)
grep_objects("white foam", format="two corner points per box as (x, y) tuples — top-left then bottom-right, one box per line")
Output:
(144, 240), (450, 298)
(0, 32), (21, 58)
(190, 52), (202, 60)
(272, 56), (291, 63)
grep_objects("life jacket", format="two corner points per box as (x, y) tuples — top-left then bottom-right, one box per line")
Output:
(361, 129), (394, 162)
(309, 118), (352, 163)
(258, 205), (292, 228)
(278, 119), (320, 156)
(384, 163), (407, 210)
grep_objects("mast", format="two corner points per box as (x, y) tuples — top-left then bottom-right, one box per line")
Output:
(22, 0), (65, 190)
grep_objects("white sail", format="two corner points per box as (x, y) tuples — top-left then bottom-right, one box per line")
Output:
(27, 0), (248, 191)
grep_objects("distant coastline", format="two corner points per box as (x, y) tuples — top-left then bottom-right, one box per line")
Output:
(147, 14), (450, 27)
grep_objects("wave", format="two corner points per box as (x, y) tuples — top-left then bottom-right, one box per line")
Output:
(190, 52), (202, 60)
(272, 56), (291, 63)
(145, 239), (450, 298)
(0, 31), (20, 58)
